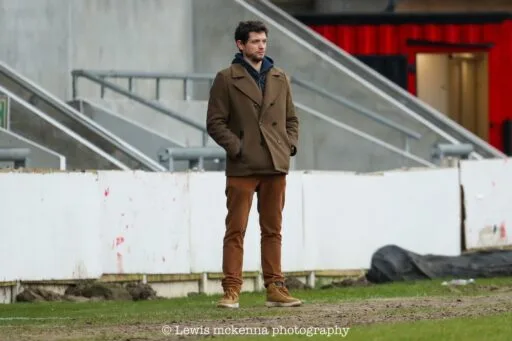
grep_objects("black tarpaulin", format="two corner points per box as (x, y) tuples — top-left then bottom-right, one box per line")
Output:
(366, 244), (512, 284)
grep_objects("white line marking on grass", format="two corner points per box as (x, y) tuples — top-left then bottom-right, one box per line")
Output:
(0, 317), (73, 321)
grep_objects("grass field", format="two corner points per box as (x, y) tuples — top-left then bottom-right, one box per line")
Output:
(1, 277), (512, 340)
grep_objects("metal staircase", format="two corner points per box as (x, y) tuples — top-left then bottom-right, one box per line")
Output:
(0, 61), (165, 171)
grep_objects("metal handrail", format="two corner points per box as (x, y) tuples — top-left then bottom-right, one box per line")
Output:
(0, 85), (131, 170)
(72, 70), (209, 146)
(158, 146), (226, 171)
(72, 70), (422, 141)
(0, 61), (164, 171)
(292, 77), (421, 140)
(294, 102), (435, 168)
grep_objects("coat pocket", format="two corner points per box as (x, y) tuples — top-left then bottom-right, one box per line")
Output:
(238, 130), (244, 160)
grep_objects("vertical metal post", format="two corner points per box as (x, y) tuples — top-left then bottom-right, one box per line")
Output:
(202, 131), (209, 147)
(155, 78), (161, 100)
(167, 156), (174, 172)
(183, 78), (189, 100)
(100, 76), (106, 98)
(128, 77), (133, 93)
(402, 134), (411, 167)
(72, 75), (77, 99)
(404, 136), (411, 154)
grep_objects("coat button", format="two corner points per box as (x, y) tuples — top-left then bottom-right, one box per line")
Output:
(272, 122), (277, 126)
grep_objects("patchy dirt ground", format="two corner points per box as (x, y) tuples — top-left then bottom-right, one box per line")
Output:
(4, 290), (512, 341)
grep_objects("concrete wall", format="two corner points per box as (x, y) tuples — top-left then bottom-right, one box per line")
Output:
(69, 99), (181, 164)
(0, 127), (65, 169)
(88, 98), (214, 148)
(0, 0), (193, 101)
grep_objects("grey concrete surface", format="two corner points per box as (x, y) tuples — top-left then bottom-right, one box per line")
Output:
(0, 0), (193, 101)
(69, 99), (182, 166)
(89, 98), (216, 148)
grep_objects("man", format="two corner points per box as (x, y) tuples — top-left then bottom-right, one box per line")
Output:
(206, 20), (301, 309)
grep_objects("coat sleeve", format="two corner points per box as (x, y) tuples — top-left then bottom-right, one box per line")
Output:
(206, 72), (241, 159)
(285, 75), (299, 156)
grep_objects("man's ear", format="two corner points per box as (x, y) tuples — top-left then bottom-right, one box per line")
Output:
(235, 40), (244, 52)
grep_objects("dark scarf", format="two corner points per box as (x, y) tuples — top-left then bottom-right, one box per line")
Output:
(231, 52), (274, 93)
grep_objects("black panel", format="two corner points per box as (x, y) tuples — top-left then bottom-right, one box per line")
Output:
(407, 39), (494, 49)
(503, 120), (512, 156)
(355, 55), (408, 90)
(295, 12), (512, 25)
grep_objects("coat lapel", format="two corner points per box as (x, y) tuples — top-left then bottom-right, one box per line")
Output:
(260, 68), (285, 117)
(231, 64), (262, 106)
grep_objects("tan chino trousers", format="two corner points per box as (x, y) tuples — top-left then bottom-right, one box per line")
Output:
(221, 175), (286, 291)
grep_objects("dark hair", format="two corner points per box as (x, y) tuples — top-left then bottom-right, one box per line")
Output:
(234, 20), (268, 44)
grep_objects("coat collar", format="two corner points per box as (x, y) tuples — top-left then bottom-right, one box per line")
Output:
(230, 64), (285, 117)
(231, 64), (262, 105)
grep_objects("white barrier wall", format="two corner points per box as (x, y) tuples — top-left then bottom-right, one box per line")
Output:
(0, 172), (103, 282)
(0, 166), (469, 283)
(99, 172), (192, 275)
(460, 159), (512, 249)
(303, 169), (461, 271)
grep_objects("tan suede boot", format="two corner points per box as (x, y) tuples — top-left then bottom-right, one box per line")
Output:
(217, 287), (240, 308)
(266, 282), (302, 307)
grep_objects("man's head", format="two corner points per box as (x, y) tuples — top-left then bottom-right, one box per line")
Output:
(234, 21), (268, 63)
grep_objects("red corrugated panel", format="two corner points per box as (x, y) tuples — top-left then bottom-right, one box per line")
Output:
(482, 23), (500, 41)
(397, 24), (421, 53)
(357, 25), (378, 54)
(423, 24), (442, 41)
(320, 25), (338, 44)
(379, 24), (398, 54)
(337, 26), (357, 53)
(459, 24), (482, 43)
(487, 20), (512, 150)
(444, 25), (460, 43)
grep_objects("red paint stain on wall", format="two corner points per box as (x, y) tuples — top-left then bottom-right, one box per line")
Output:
(115, 236), (125, 246)
(500, 222), (507, 239)
(104, 188), (110, 197)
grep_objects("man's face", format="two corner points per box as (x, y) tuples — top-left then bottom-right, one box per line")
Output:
(237, 31), (267, 63)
